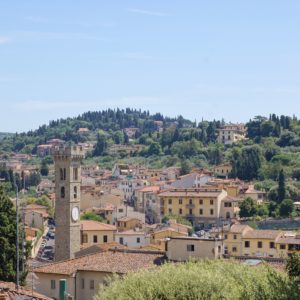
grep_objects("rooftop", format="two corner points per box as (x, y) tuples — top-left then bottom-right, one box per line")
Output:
(0, 281), (51, 300)
(81, 220), (116, 231)
(34, 250), (165, 275)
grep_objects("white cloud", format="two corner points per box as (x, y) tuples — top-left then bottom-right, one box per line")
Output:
(128, 8), (172, 17)
(0, 36), (12, 44)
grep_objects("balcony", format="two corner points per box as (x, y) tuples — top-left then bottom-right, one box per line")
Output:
(186, 204), (195, 209)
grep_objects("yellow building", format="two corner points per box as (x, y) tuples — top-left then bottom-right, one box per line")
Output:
(158, 188), (237, 226)
(117, 217), (142, 231)
(80, 220), (116, 247)
(213, 163), (232, 177)
(212, 224), (300, 259)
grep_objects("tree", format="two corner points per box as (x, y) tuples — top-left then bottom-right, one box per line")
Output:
(95, 260), (296, 300)
(239, 197), (257, 218)
(286, 253), (300, 278)
(235, 145), (263, 180)
(80, 212), (104, 222)
(279, 199), (294, 217)
(180, 159), (191, 176)
(278, 169), (286, 203)
(40, 160), (49, 176)
(0, 185), (30, 283)
(93, 133), (108, 156)
(147, 142), (163, 156)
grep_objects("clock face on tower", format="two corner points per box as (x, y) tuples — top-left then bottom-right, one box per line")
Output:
(71, 206), (79, 222)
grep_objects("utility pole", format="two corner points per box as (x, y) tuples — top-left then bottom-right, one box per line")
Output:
(15, 183), (20, 290)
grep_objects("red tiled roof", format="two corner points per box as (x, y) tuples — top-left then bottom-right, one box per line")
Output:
(34, 251), (165, 275)
(80, 220), (116, 231)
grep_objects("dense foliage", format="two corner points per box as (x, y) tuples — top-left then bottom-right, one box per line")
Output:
(95, 260), (299, 300)
(0, 185), (30, 284)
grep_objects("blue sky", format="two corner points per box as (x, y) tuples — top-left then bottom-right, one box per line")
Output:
(0, 1), (300, 132)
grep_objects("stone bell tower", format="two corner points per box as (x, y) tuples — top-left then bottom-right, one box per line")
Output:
(52, 144), (84, 261)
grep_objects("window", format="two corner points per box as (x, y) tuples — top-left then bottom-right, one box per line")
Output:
(270, 242), (275, 249)
(93, 235), (98, 243)
(179, 198), (182, 205)
(63, 168), (66, 180)
(224, 202), (232, 207)
(199, 209), (203, 215)
(103, 235), (108, 243)
(82, 234), (88, 244)
(199, 199), (203, 205)
(224, 234), (228, 239)
(168, 199), (172, 205)
(245, 241), (250, 248)
(168, 208), (172, 214)
(189, 209), (193, 215)
(233, 234), (237, 240)
(73, 168), (78, 180)
(119, 237), (124, 245)
(90, 280), (94, 290)
(210, 209), (214, 215)
(187, 244), (195, 252)
(118, 209), (124, 213)
(60, 168), (64, 180)
(179, 208), (183, 215)
(210, 199), (214, 205)
(51, 280), (56, 290)
(60, 187), (65, 198)
(137, 237), (140, 243)
(81, 279), (85, 289)
(258, 241), (263, 248)
(74, 186), (77, 199)
(280, 244), (286, 250)
(189, 199), (193, 205)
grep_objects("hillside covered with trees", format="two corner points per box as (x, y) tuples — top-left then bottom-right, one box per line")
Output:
(2, 109), (300, 212)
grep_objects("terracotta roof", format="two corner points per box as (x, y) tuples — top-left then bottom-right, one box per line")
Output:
(159, 189), (223, 198)
(117, 217), (140, 222)
(243, 230), (282, 240)
(75, 242), (127, 258)
(25, 204), (47, 210)
(115, 229), (147, 236)
(80, 220), (116, 231)
(34, 251), (165, 275)
(0, 281), (51, 300)
(137, 186), (160, 193)
(230, 224), (252, 234)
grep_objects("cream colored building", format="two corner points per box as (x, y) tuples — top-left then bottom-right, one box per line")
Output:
(115, 229), (150, 248)
(217, 124), (246, 145)
(80, 220), (116, 247)
(167, 236), (223, 261)
(81, 186), (124, 211)
(33, 250), (165, 300)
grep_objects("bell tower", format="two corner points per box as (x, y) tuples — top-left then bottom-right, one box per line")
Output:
(52, 145), (84, 261)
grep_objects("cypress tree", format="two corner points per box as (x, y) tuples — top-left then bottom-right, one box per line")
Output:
(0, 185), (30, 283)
(278, 169), (286, 203)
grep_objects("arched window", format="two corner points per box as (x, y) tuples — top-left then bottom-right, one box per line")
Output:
(61, 186), (65, 198)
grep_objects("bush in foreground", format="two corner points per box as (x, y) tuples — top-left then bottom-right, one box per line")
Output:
(95, 260), (299, 300)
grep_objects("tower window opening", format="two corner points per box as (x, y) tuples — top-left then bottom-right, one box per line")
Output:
(61, 186), (65, 198)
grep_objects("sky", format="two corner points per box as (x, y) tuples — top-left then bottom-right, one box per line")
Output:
(0, 1), (300, 132)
